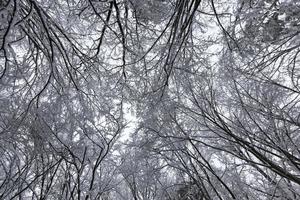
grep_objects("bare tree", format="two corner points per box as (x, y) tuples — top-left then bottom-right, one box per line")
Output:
(1, 0), (300, 199)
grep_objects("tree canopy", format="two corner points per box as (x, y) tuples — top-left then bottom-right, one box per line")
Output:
(1, 0), (300, 199)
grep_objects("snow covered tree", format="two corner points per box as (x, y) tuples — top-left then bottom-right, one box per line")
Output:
(1, 0), (300, 199)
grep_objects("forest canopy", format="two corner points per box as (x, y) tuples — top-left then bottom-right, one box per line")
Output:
(1, 0), (300, 199)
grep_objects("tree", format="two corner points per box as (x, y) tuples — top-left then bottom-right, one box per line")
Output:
(1, 0), (300, 199)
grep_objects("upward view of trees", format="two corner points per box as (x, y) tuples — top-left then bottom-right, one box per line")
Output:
(1, 0), (300, 199)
